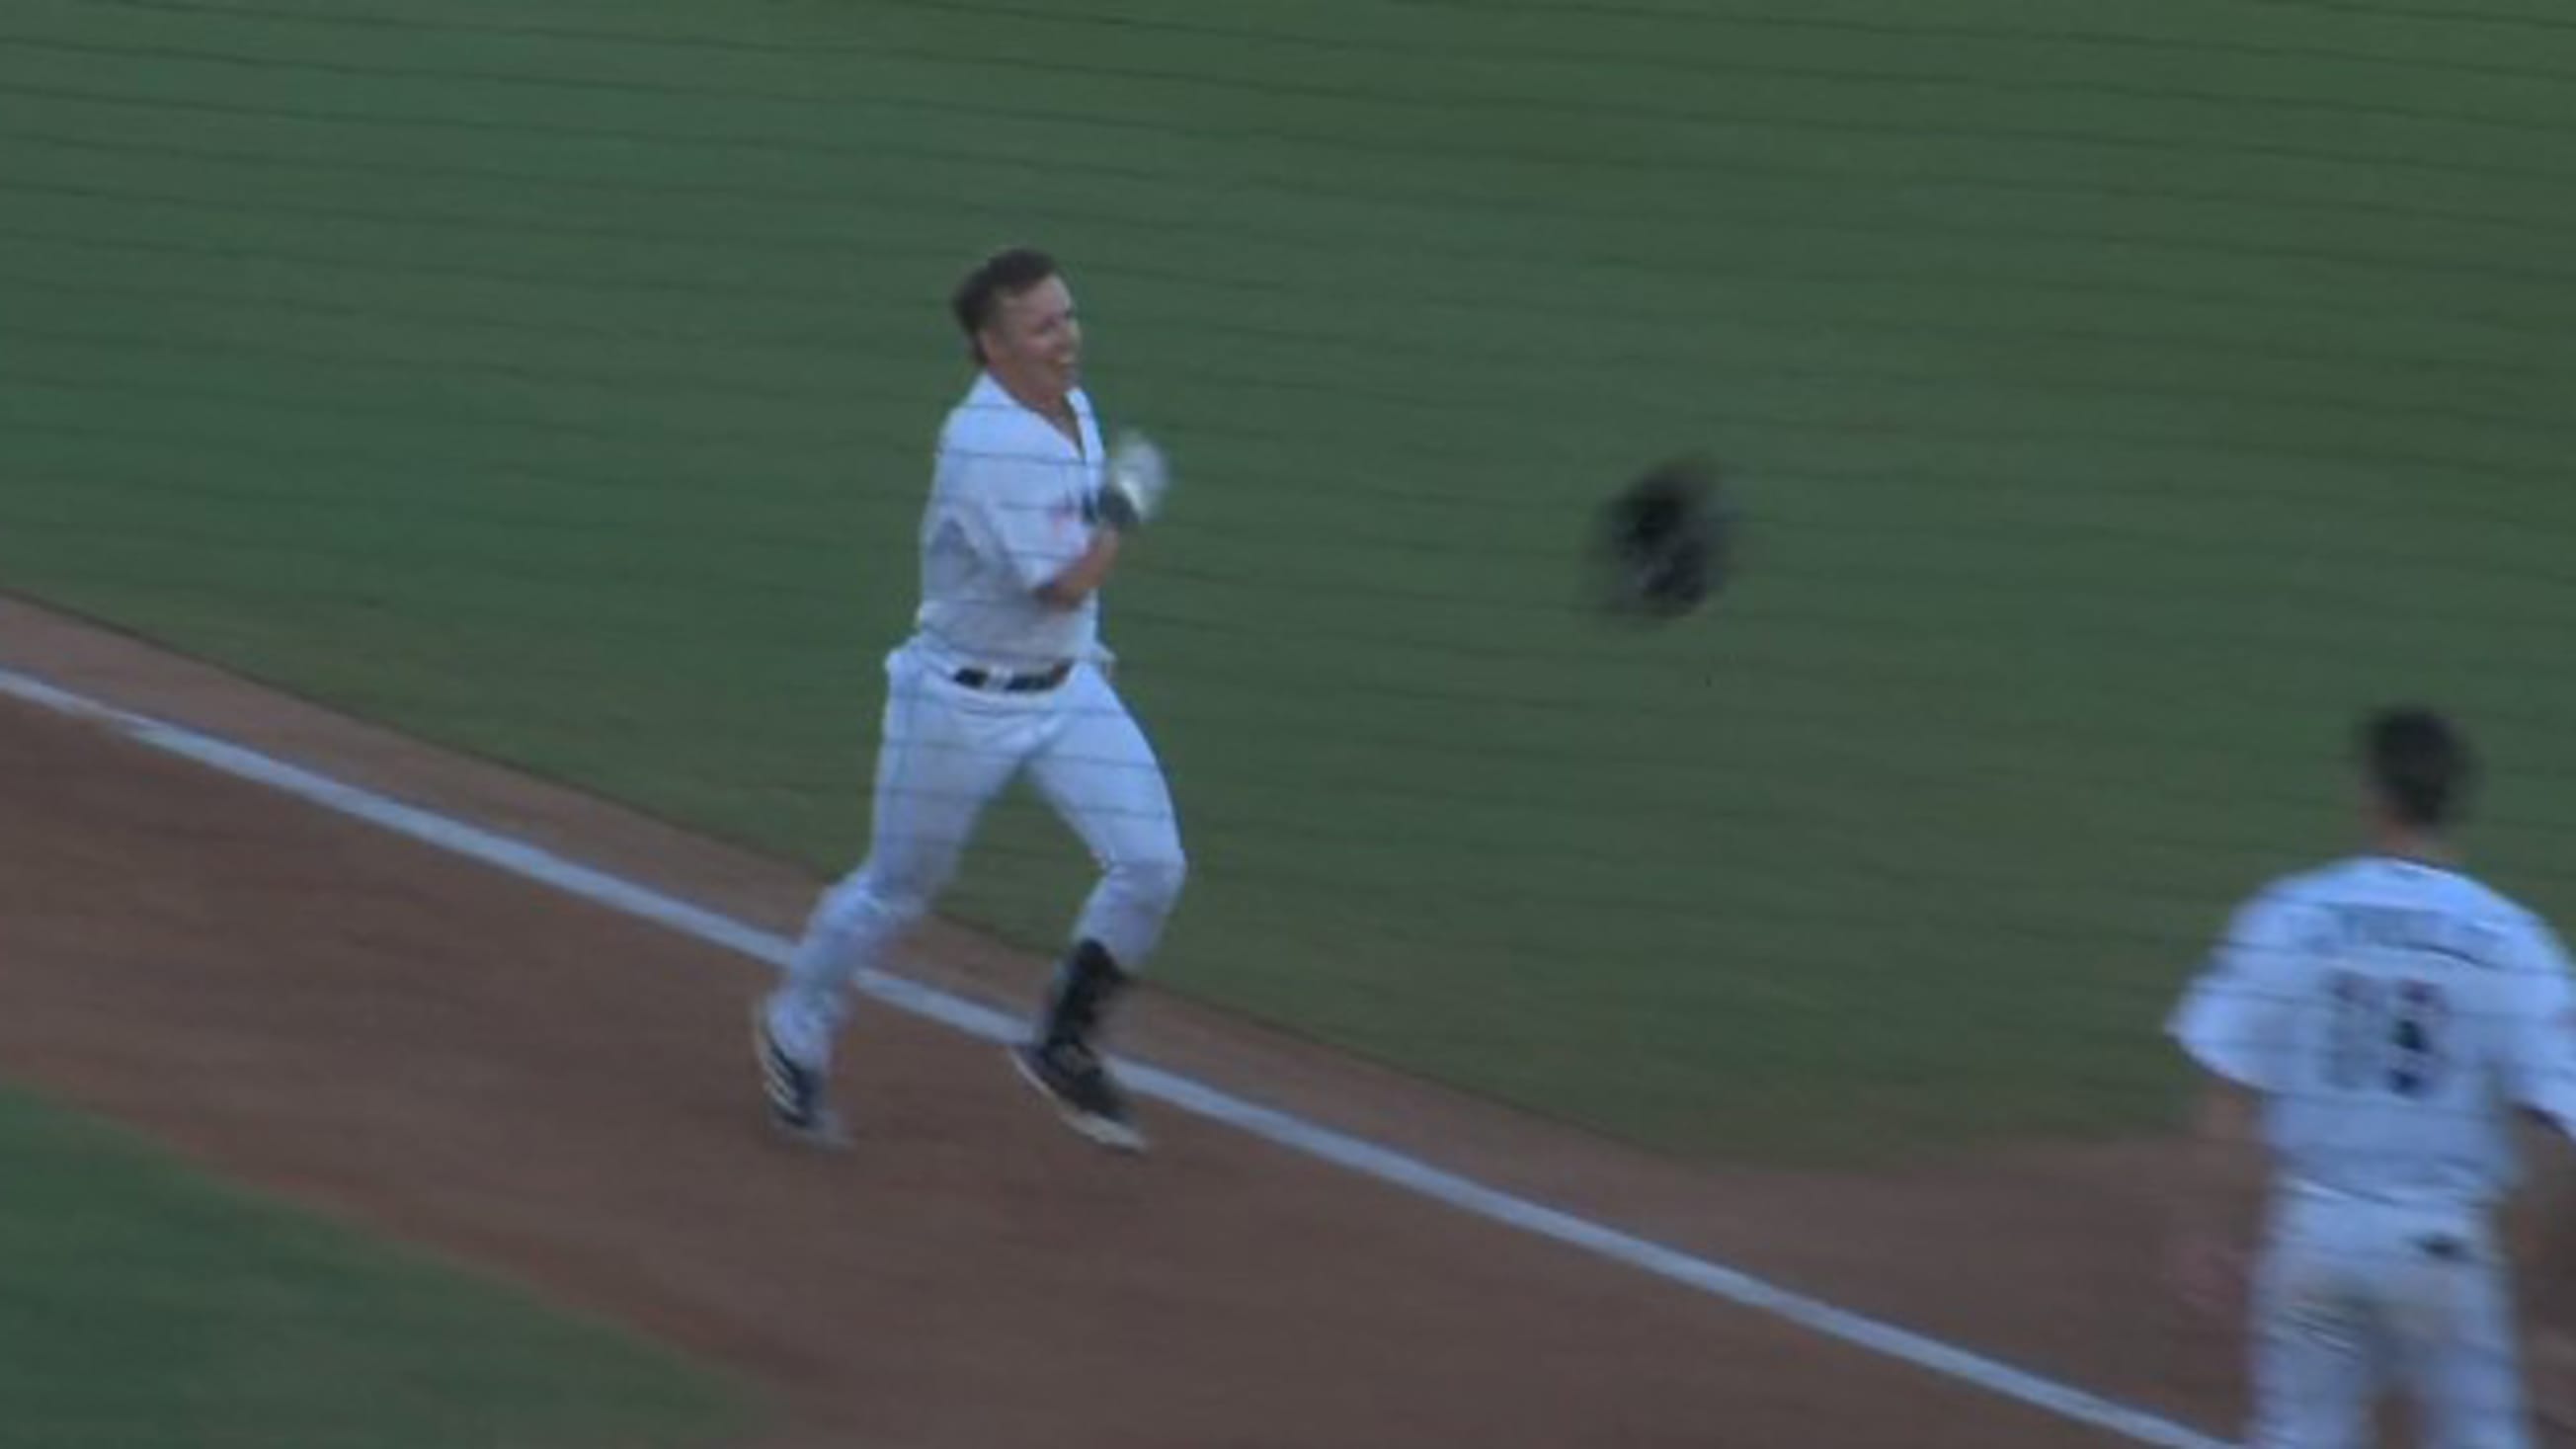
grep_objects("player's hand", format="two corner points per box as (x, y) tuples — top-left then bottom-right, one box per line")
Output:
(1096, 429), (1170, 530)
(2167, 1231), (2246, 1325)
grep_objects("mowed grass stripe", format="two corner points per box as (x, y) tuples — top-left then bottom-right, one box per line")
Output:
(5, 0), (2576, 1159)
(0, 1089), (752, 1449)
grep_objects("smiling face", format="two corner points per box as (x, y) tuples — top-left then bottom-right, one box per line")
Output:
(978, 274), (1082, 416)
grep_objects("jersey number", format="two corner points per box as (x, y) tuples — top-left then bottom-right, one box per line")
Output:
(2323, 972), (2451, 1097)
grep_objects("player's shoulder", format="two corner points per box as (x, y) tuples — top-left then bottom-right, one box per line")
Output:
(940, 372), (1018, 443)
(2233, 861), (2347, 921)
(2461, 877), (2573, 968)
(2370, 855), (2548, 934)
(937, 379), (1059, 503)
(2218, 859), (2388, 947)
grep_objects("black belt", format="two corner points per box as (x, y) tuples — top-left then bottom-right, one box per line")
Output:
(951, 661), (1073, 693)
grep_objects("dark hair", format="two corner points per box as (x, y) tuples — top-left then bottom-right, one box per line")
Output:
(950, 247), (1059, 362)
(2360, 706), (2475, 829)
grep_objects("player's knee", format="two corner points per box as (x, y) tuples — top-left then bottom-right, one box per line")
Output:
(828, 859), (946, 931)
(1117, 845), (1187, 918)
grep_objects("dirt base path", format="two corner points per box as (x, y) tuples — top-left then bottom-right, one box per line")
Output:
(0, 598), (2237, 1446)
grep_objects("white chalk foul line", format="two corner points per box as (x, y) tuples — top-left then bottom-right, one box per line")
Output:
(0, 663), (2230, 1449)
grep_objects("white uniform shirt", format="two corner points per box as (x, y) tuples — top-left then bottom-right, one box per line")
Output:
(2170, 855), (2576, 1208)
(911, 372), (1107, 672)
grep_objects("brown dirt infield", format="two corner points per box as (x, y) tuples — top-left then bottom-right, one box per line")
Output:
(0, 596), (2248, 1447)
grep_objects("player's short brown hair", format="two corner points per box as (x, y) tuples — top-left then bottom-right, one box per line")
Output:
(951, 247), (1060, 362)
(2361, 706), (2475, 829)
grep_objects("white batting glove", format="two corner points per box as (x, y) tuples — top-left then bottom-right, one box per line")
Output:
(1100, 429), (1172, 528)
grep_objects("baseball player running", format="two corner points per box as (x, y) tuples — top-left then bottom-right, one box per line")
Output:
(2169, 706), (2576, 1446)
(755, 247), (1186, 1154)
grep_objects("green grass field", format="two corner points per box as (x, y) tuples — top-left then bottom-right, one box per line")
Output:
(8, 0), (2576, 1162)
(0, 1088), (751, 1447)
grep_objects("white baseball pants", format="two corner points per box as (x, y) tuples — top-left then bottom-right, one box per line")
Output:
(2249, 1191), (2529, 1448)
(764, 642), (1185, 1069)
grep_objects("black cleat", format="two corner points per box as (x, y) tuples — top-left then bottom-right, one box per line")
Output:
(1010, 1038), (1146, 1154)
(754, 1006), (848, 1150)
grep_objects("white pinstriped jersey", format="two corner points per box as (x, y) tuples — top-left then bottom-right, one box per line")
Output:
(2170, 855), (2576, 1207)
(912, 371), (1107, 672)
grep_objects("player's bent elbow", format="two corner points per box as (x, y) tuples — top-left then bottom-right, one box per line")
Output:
(1031, 580), (1088, 611)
